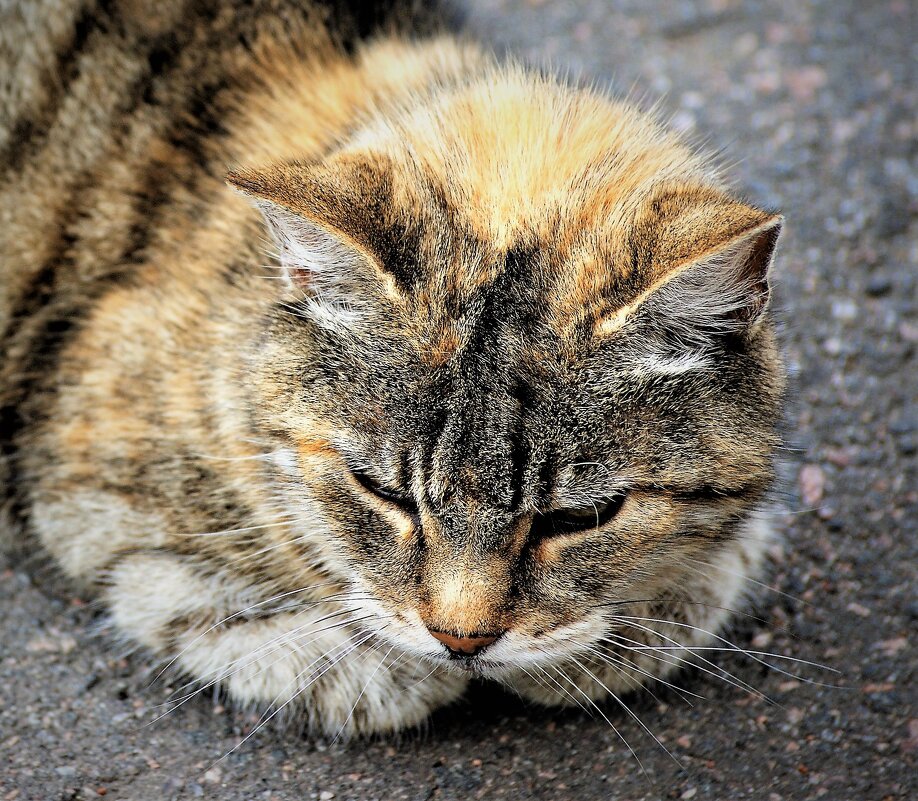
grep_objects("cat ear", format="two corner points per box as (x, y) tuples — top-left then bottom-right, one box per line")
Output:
(226, 159), (399, 328)
(603, 185), (782, 352)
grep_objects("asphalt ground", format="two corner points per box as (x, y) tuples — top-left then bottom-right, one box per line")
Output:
(1, 1), (915, 799)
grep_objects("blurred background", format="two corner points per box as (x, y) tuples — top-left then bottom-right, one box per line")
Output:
(2, 1), (915, 799)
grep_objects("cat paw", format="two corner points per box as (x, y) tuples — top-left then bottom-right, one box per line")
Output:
(104, 551), (467, 736)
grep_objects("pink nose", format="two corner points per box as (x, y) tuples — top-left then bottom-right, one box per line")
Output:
(427, 629), (501, 657)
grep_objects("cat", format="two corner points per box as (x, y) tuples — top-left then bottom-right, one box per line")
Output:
(0, 0), (785, 737)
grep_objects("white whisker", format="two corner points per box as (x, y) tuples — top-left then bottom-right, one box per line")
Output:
(568, 654), (680, 766)
(613, 614), (837, 682)
(606, 618), (771, 703)
(549, 663), (648, 778)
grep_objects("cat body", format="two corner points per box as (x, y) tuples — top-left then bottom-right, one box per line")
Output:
(1, 0), (784, 736)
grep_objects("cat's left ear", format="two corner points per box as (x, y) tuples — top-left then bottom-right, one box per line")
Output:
(226, 157), (404, 328)
(601, 185), (782, 343)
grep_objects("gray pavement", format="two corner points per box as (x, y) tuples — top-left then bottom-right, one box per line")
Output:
(1, 1), (915, 799)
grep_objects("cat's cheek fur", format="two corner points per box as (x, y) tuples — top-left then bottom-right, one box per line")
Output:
(105, 552), (468, 736)
(500, 511), (777, 706)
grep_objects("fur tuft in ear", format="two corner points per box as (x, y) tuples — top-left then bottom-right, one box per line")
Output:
(261, 200), (373, 328)
(601, 185), (783, 375)
(227, 163), (390, 330)
(647, 214), (783, 347)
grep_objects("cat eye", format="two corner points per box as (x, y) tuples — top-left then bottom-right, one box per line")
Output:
(531, 493), (627, 539)
(350, 467), (418, 513)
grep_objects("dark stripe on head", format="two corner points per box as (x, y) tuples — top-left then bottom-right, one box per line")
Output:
(534, 446), (557, 510)
(420, 403), (449, 508)
(506, 376), (534, 512)
(671, 482), (768, 503)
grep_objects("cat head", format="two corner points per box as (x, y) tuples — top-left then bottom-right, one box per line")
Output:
(227, 70), (784, 677)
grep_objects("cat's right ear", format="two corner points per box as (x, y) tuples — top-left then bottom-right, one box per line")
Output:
(226, 161), (399, 329)
(599, 184), (783, 345)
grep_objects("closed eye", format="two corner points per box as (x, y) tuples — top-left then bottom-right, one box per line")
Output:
(531, 493), (627, 539)
(349, 467), (418, 514)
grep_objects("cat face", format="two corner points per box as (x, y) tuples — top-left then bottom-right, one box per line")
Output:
(230, 73), (784, 678)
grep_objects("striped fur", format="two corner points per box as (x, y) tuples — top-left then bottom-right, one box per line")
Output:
(1, 0), (785, 736)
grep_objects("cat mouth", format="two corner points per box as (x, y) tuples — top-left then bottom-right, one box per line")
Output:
(439, 653), (510, 678)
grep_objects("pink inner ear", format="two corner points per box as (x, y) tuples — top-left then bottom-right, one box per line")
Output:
(245, 197), (391, 330)
(254, 199), (359, 285)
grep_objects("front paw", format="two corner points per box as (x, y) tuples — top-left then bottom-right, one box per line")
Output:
(104, 551), (467, 736)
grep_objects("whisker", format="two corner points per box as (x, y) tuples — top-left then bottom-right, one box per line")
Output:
(679, 554), (809, 607)
(332, 642), (400, 743)
(213, 630), (378, 763)
(548, 663), (649, 779)
(147, 581), (352, 686)
(580, 646), (656, 701)
(184, 519), (298, 538)
(593, 596), (766, 624)
(221, 610), (397, 697)
(392, 657), (442, 699)
(171, 623), (375, 731)
(624, 641), (772, 701)
(568, 654), (681, 767)
(583, 643), (703, 705)
(526, 649), (593, 714)
(192, 450), (288, 463)
(153, 607), (381, 719)
(217, 533), (315, 564)
(605, 620), (770, 704)
(614, 643), (838, 671)
(613, 614), (838, 683)
(597, 633), (709, 686)
(176, 605), (378, 692)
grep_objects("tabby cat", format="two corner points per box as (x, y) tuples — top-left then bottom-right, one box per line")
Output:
(0, 0), (785, 737)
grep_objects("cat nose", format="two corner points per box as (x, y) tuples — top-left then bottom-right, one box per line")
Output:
(427, 628), (502, 657)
